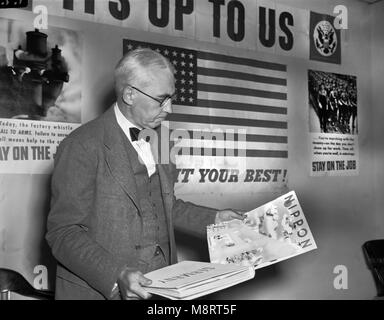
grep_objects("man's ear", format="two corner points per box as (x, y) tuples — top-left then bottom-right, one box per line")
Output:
(122, 86), (134, 105)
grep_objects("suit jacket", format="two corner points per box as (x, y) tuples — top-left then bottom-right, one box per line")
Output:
(46, 106), (217, 300)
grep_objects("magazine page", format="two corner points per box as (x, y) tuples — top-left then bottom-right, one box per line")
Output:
(207, 191), (317, 269)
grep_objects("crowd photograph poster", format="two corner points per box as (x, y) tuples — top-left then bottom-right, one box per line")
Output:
(308, 69), (358, 176)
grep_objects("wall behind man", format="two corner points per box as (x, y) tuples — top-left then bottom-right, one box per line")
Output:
(0, 0), (382, 299)
(371, 1), (384, 252)
(181, 0), (384, 300)
(205, 0), (381, 299)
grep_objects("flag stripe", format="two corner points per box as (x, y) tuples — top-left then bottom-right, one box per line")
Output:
(198, 83), (287, 100)
(168, 121), (287, 136)
(196, 99), (287, 114)
(175, 156), (248, 168)
(169, 128), (288, 144)
(172, 105), (287, 122)
(198, 75), (287, 93)
(168, 113), (287, 129)
(198, 51), (287, 72)
(197, 59), (287, 79)
(197, 92), (287, 107)
(198, 67), (287, 86)
(177, 130), (288, 143)
(174, 140), (287, 151)
(177, 148), (288, 158)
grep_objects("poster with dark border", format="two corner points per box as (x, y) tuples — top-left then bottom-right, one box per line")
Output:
(309, 11), (341, 64)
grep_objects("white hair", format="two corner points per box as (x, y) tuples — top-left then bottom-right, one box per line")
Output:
(114, 47), (174, 96)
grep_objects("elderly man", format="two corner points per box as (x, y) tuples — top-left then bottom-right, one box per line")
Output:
(46, 48), (243, 300)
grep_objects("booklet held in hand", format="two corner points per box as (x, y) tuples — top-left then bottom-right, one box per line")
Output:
(143, 260), (254, 300)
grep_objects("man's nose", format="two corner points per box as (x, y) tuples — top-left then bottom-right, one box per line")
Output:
(163, 100), (173, 114)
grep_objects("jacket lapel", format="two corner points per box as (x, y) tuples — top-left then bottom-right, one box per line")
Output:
(102, 107), (141, 212)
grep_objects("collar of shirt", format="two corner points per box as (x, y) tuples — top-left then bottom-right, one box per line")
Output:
(114, 103), (142, 143)
(114, 103), (156, 177)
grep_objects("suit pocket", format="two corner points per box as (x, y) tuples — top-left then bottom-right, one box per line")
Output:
(56, 275), (104, 300)
(97, 194), (139, 221)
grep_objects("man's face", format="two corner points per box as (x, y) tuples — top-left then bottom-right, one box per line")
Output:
(129, 66), (175, 129)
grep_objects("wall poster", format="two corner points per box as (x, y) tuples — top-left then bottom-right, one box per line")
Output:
(308, 69), (358, 176)
(0, 18), (82, 174)
(0, 17), (82, 292)
(123, 39), (289, 197)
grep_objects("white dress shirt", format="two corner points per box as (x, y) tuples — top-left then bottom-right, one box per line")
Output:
(114, 103), (156, 177)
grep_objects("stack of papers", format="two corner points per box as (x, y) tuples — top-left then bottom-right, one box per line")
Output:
(144, 260), (254, 300)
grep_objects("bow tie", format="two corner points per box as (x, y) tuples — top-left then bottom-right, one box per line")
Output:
(129, 127), (141, 142)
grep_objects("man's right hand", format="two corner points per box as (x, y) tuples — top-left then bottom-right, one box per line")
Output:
(117, 267), (152, 300)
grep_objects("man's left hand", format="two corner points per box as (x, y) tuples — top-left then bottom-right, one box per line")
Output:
(215, 209), (246, 224)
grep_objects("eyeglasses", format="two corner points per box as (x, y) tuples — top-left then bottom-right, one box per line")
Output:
(129, 85), (176, 110)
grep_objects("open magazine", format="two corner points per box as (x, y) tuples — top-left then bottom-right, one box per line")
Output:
(143, 191), (316, 300)
(207, 191), (317, 269)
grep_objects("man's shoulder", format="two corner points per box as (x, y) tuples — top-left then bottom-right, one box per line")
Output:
(56, 108), (116, 158)
(64, 107), (114, 145)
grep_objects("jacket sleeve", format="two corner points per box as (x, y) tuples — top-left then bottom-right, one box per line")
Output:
(167, 164), (218, 238)
(172, 197), (218, 238)
(46, 137), (127, 299)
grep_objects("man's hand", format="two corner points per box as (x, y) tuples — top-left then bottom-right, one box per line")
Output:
(117, 267), (152, 300)
(215, 209), (246, 224)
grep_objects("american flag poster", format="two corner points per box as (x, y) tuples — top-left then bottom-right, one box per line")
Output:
(123, 39), (288, 196)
